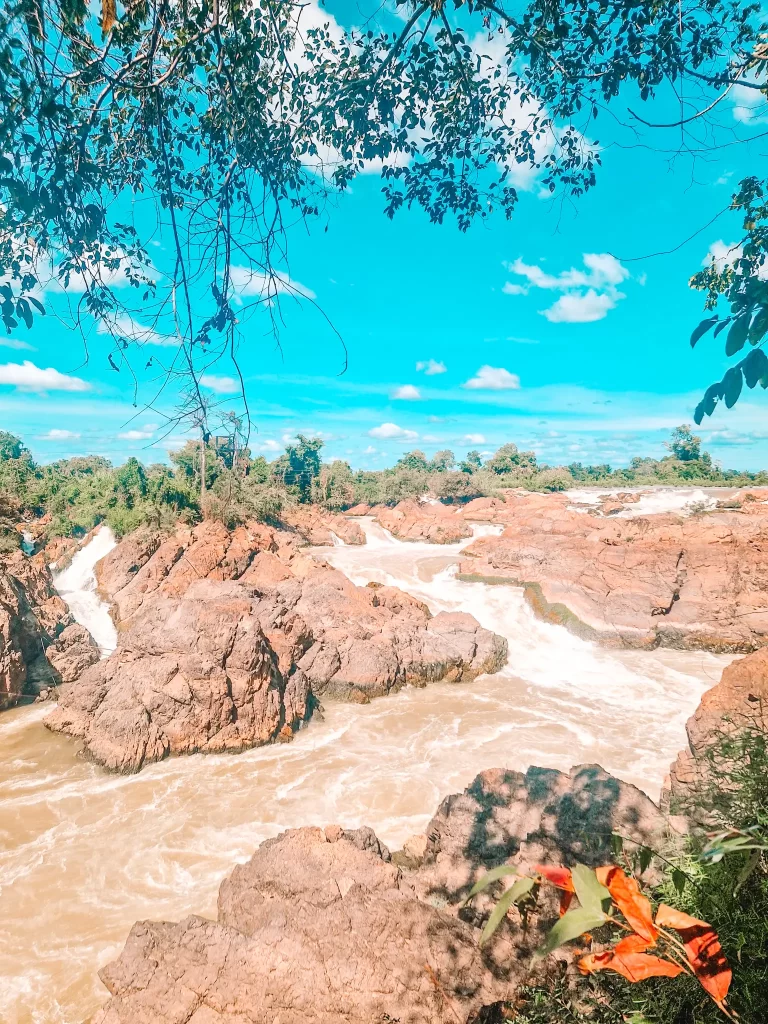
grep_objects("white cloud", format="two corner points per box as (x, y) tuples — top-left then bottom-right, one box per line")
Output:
(229, 266), (316, 303)
(200, 374), (240, 394)
(39, 429), (80, 440)
(257, 439), (282, 452)
(363, 445), (378, 455)
(0, 338), (36, 351)
(97, 315), (176, 347)
(392, 384), (421, 400)
(503, 252), (629, 324)
(463, 365), (521, 390)
(543, 289), (618, 323)
(0, 360), (90, 393)
(416, 359), (447, 375)
(463, 433), (486, 444)
(118, 429), (154, 440)
(368, 422), (418, 440)
(702, 240), (768, 280)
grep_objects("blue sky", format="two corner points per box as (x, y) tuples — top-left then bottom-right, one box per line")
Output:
(2, 5), (768, 471)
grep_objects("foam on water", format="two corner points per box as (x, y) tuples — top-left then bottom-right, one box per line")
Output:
(52, 527), (118, 655)
(566, 486), (732, 517)
(0, 516), (730, 1024)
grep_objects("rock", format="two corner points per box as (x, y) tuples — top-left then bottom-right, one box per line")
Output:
(282, 507), (366, 546)
(0, 551), (73, 710)
(45, 623), (100, 683)
(45, 580), (313, 773)
(343, 503), (371, 516)
(668, 648), (768, 811)
(458, 494), (768, 652)
(376, 500), (474, 544)
(91, 764), (663, 1023)
(91, 829), (514, 1024)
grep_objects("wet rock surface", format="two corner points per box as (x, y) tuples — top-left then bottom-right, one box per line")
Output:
(458, 492), (768, 652)
(92, 763), (668, 1024)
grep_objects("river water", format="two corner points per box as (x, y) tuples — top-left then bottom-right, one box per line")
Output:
(0, 515), (731, 1024)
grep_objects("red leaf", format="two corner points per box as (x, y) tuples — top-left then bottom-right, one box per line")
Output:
(534, 864), (574, 892)
(579, 949), (684, 982)
(559, 890), (574, 917)
(614, 934), (653, 955)
(656, 904), (731, 1005)
(597, 866), (659, 944)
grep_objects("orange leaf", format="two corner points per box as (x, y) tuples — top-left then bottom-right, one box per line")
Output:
(656, 904), (731, 1005)
(598, 866), (659, 944)
(559, 890), (574, 916)
(614, 934), (653, 955)
(534, 864), (574, 892)
(579, 950), (684, 982)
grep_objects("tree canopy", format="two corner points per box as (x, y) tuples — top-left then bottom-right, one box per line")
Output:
(0, 0), (766, 429)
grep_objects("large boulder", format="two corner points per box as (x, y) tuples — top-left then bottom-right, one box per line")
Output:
(0, 551), (78, 709)
(91, 764), (667, 1024)
(45, 579), (313, 772)
(47, 534), (507, 769)
(92, 825), (512, 1024)
(376, 500), (474, 544)
(459, 497), (768, 652)
(668, 648), (768, 811)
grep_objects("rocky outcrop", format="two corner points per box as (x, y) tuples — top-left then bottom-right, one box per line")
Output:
(376, 499), (474, 544)
(92, 764), (668, 1024)
(458, 496), (768, 652)
(47, 523), (507, 770)
(668, 648), (768, 810)
(281, 506), (365, 546)
(0, 551), (95, 709)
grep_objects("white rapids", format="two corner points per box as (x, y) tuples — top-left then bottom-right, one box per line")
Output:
(0, 519), (730, 1024)
(52, 527), (118, 656)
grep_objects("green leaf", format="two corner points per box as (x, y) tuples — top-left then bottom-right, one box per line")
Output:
(734, 850), (760, 894)
(690, 316), (718, 348)
(748, 306), (768, 345)
(571, 864), (610, 915)
(713, 319), (731, 339)
(638, 846), (653, 874)
(536, 907), (607, 957)
(466, 864), (518, 899)
(479, 876), (536, 945)
(725, 314), (750, 356)
(611, 833), (623, 858)
(672, 868), (687, 895)
(694, 382), (723, 424)
(723, 365), (743, 408)
(742, 349), (768, 389)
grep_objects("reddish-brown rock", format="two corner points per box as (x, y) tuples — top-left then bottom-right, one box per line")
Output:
(458, 498), (768, 652)
(0, 551), (74, 709)
(376, 499), (474, 544)
(91, 764), (667, 1024)
(49, 525), (507, 769)
(668, 648), (768, 808)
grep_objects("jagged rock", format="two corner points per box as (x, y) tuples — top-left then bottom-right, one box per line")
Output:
(91, 764), (665, 1023)
(45, 579), (313, 772)
(44, 623), (100, 683)
(0, 551), (73, 709)
(458, 496), (768, 652)
(376, 500), (474, 544)
(668, 648), (768, 811)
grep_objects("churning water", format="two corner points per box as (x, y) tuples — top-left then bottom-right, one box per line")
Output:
(0, 519), (730, 1023)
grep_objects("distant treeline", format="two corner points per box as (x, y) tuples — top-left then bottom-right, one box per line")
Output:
(0, 425), (765, 547)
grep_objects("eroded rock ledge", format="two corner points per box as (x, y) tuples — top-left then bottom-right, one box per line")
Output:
(91, 763), (668, 1024)
(46, 520), (507, 771)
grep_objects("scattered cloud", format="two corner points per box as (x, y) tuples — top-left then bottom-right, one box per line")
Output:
(706, 429), (768, 446)
(0, 360), (90, 393)
(702, 240), (768, 280)
(118, 429), (154, 440)
(0, 338), (36, 351)
(463, 433), (486, 444)
(506, 335), (540, 345)
(363, 445), (378, 455)
(503, 252), (630, 323)
(392, 384), (421, 400)
(463, 365), (521, 390)
(200, 374), (240, 394)
(543, 290), (619, 324)
(39, 429), (80, 440)
(229, 266), (316, 303)
(368, 422), (418, 440)
(257, 439), (282, 452)
(416, 359), (447, 375)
